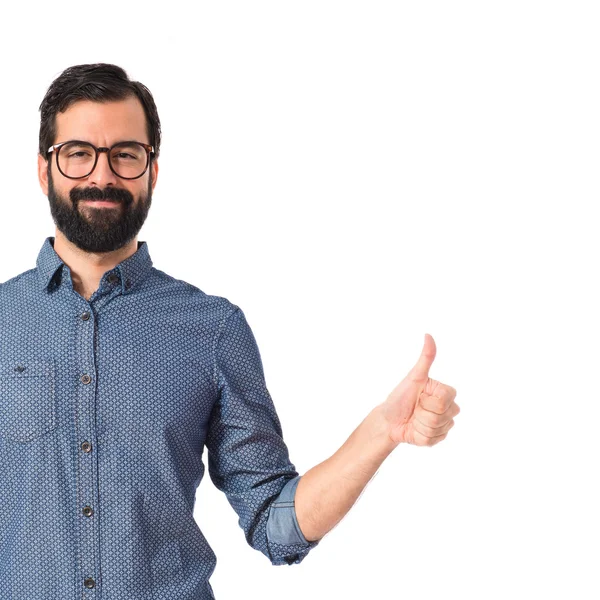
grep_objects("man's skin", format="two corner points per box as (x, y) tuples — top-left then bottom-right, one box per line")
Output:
(36, 96), (460, 544)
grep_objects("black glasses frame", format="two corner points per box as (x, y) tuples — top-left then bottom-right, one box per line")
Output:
(47, 140), (155, 180)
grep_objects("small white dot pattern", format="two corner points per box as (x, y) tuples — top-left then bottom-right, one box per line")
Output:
(0, 236), (319, 600)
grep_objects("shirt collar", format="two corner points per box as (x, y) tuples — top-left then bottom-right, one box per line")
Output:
(36, 236), (153, 295)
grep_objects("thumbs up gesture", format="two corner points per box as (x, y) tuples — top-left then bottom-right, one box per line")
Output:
(380, 334), (459, 447)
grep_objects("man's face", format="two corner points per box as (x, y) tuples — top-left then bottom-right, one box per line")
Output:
(38, 96), (158, 253)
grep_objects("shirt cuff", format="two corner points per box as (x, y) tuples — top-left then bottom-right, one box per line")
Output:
(266, 475), (320, 565)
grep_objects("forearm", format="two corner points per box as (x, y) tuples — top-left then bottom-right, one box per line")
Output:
(294, 403), (398, 542)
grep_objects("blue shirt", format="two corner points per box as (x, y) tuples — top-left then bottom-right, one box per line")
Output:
(0, 236), (319, 600)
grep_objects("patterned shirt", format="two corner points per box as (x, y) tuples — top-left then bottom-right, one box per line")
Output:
(0, 236), (319, 600)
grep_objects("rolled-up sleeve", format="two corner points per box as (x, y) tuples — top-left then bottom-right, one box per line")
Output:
(206, 305), (320, 566)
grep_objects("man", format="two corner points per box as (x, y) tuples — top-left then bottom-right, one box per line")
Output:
(0, 63), (460, 599)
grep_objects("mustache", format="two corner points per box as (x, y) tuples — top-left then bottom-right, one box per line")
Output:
(70, 186), (134, 205)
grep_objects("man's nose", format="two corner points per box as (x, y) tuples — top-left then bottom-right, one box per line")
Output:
(88, 150), (118, 186)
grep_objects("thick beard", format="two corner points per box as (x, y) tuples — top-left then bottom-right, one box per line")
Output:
(47, 166), (153, 253)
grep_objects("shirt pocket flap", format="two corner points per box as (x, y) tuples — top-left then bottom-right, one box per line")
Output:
(0, 360), (54, 378)
(0, 359), (57, 442)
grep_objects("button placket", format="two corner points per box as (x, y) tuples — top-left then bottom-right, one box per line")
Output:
(78, 303), (101, 597)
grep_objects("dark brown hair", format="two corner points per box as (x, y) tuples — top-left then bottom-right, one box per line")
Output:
(38, 63), (162, 160)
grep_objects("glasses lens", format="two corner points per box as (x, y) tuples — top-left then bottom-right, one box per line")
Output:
(110, 142), (148, 179)
(57, 142), (149, 178)
(57, 142), (96, 178)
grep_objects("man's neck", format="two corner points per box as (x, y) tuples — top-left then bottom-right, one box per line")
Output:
(52, 230), (138, 300)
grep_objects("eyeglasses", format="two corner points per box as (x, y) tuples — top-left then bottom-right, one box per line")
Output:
(47, 140), (155, 180)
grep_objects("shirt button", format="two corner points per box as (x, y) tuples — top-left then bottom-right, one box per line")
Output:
(284, 554), (299, 564)
(81, 374), (92, 384)
(81, 311), (91, 321)
(83, 577), (95, 588)
(82, 505), (94, 517)
(107, 273), (119, 284)
(125, 278), (132, 290)
(81, 441), (92, 453)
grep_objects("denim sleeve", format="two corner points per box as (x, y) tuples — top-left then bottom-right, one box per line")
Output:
(206, 305), (320, 566)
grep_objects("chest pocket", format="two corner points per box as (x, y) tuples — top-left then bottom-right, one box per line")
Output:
(0, 360), (57, 442)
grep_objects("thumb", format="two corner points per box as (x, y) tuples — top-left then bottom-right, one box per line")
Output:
(407, 333), (436, 383)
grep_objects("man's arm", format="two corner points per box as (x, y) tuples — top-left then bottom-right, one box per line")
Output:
(208, 304), (319, 566)
(295, 403), (397, 542)
(295, 333), (460, 542)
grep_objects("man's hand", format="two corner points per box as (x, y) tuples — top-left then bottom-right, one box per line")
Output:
(295, 333), (458, 541)
(380, 334), (459, 447)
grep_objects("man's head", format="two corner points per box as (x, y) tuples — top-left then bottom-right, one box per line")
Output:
(37, 63), (161, 253)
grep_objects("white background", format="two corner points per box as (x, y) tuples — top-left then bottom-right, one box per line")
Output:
(1, 2), (598, 598)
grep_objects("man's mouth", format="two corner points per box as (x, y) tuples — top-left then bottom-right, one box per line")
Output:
(80, 199), (120, 207)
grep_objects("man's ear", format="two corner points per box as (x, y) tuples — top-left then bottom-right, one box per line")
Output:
(150, 159), (159, 192)
(38, 153), (49, 196)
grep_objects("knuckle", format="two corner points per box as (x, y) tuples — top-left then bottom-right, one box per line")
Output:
(432, 417), (444, 431)
(427, 425), (439, 437)
(423, 415), (438, 429)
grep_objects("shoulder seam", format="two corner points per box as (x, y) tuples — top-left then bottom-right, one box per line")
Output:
(0, 268), (37, 288)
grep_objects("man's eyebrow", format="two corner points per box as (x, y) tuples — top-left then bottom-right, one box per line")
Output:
(63, 138), (147, 145)
(107, 139), (147, 146)
(113, 139), (148, 144)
